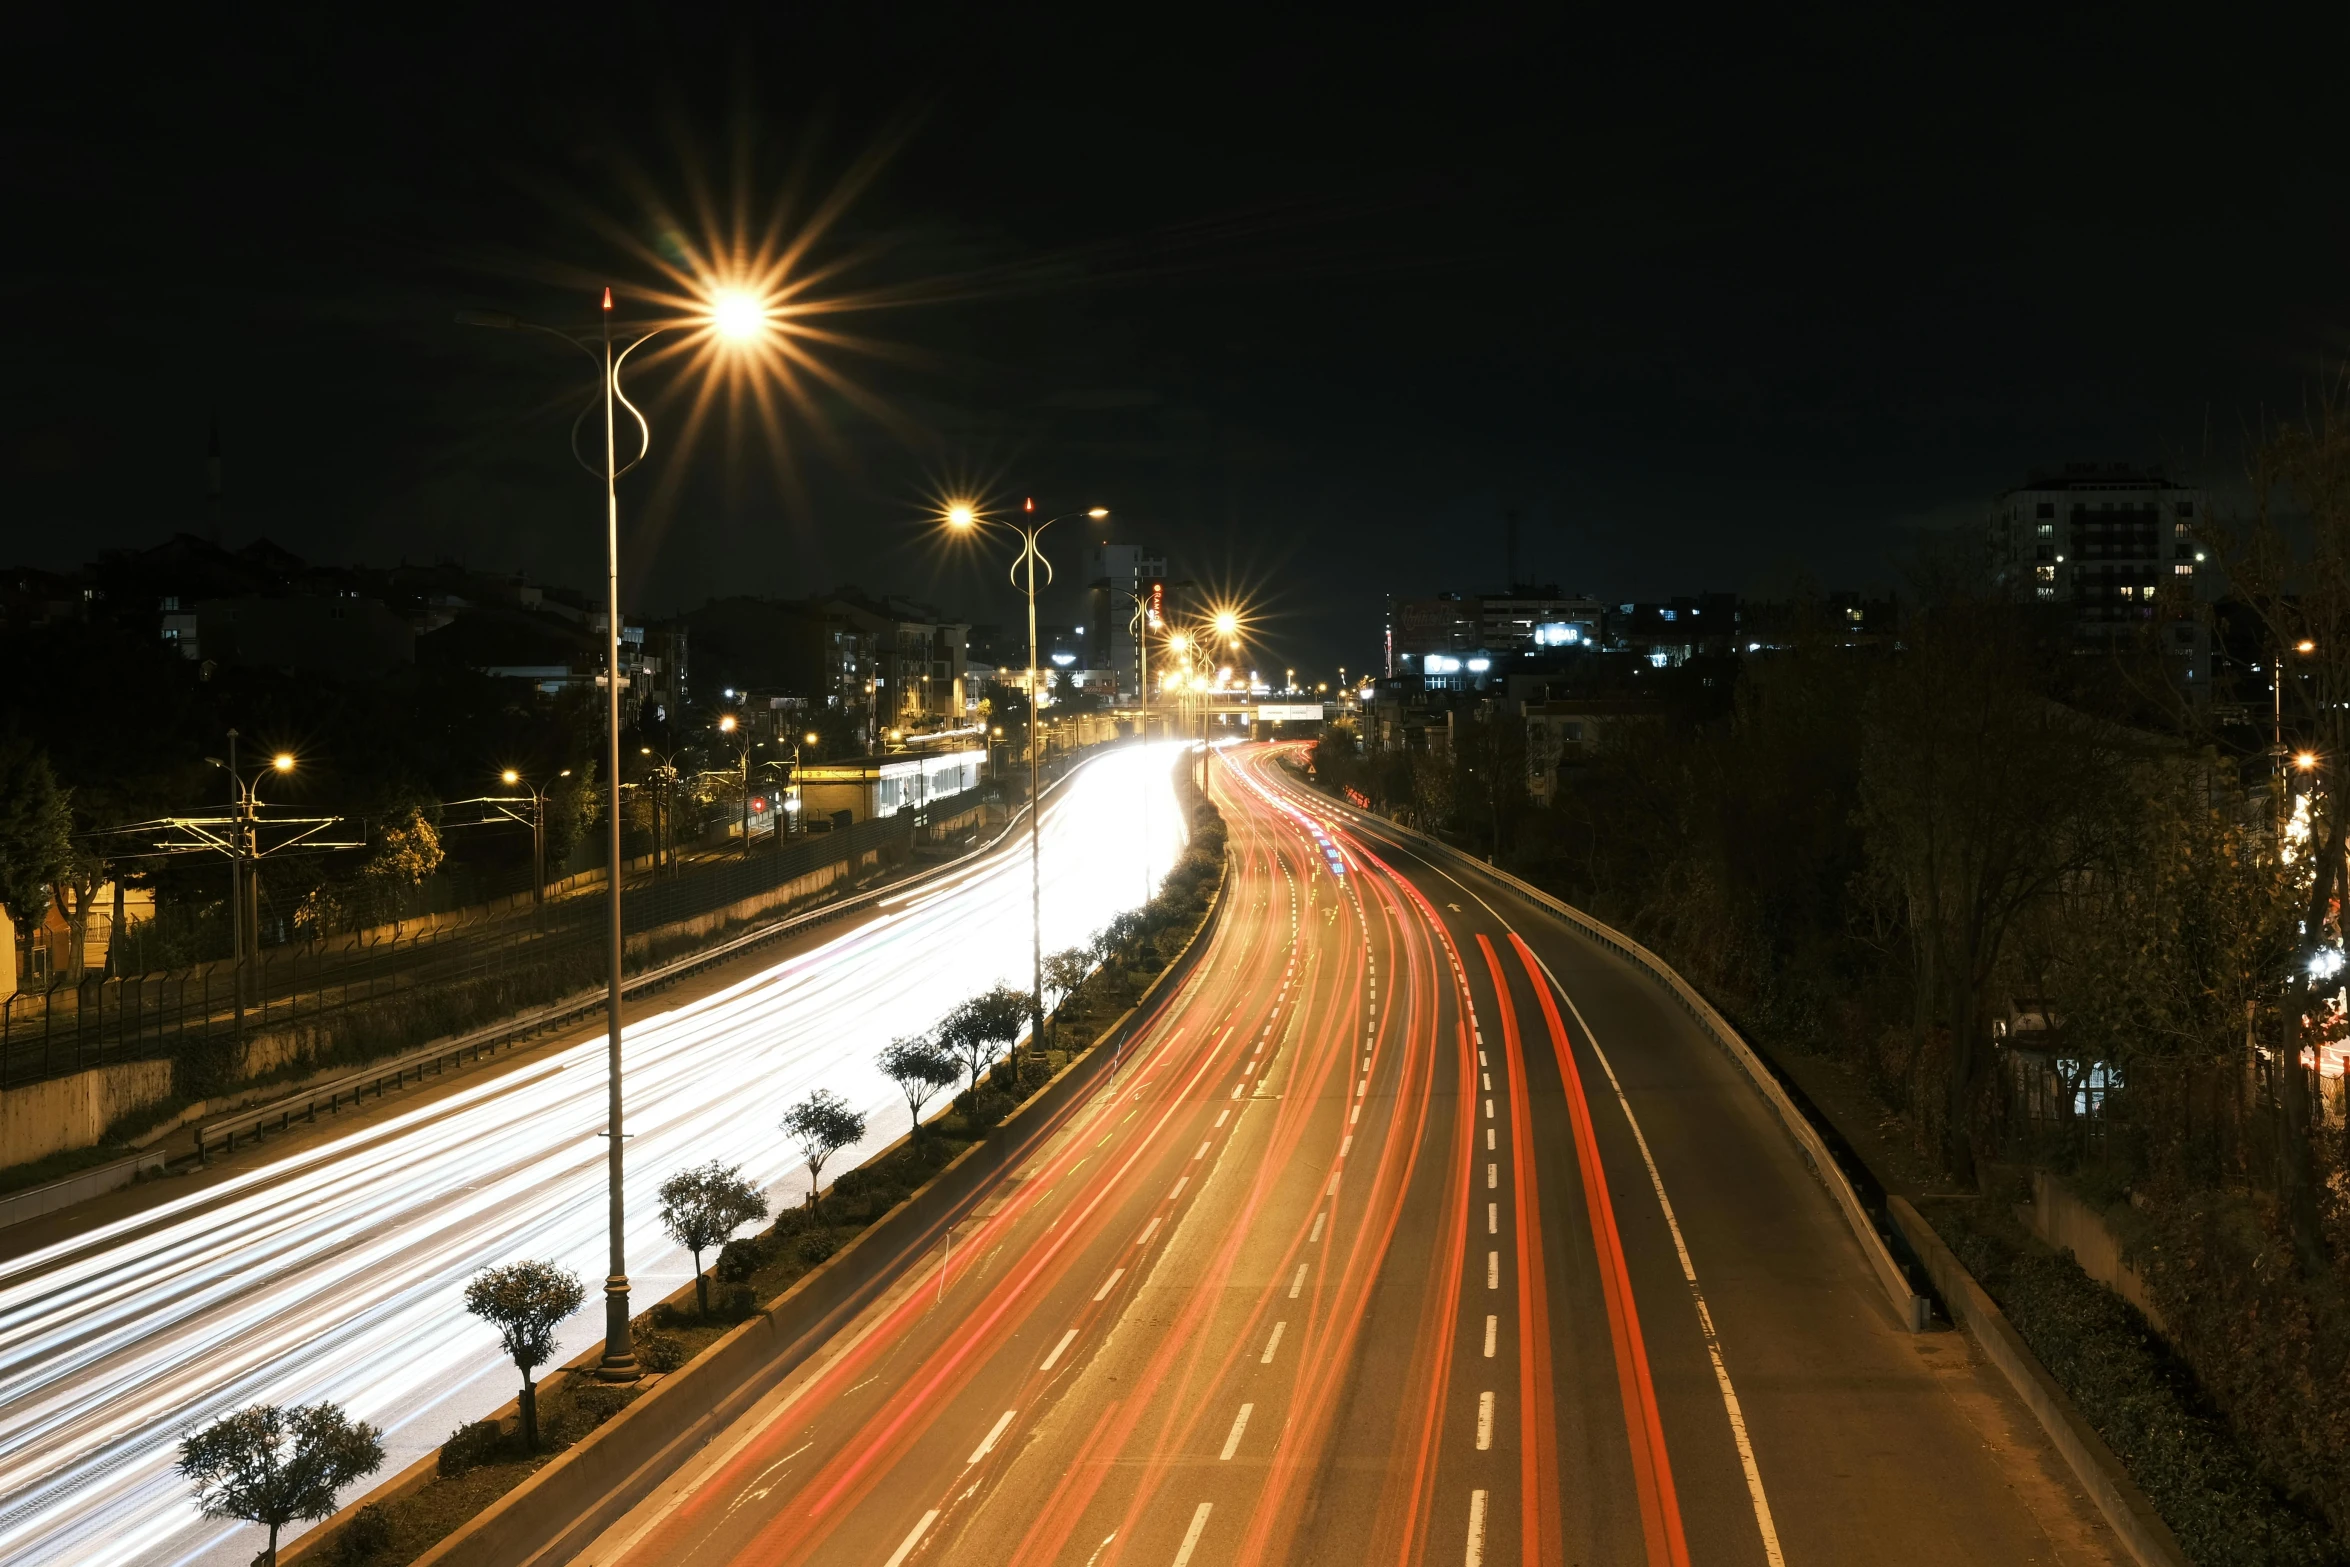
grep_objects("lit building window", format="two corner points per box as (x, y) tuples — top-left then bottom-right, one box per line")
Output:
(2174, 564), (2194, 576)
(2035, 565), (2056, 581)
(2036, 586), (2056, 601)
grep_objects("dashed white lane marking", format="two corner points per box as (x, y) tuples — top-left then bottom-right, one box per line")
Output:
(1214, 1109), (1229, 1128)
(1482, 1097), (1493, 1119)
(1173, 1501), (1214, 1566)
(1487, 1202), (1498, 1234)
(1219, 1402), (1255, 1459)
(1475, 1390), (1495, 1450)
(1478, 1050), (1488, 1066)
(1169, 1175), (1189, 1200)
(1357, 1078), (1369, 1097)
(1042, 1328), (1080, 1370)
(1309, 1212), (1326, 1242)
(1341, 1135), (1352, 1155)
(1464, 1490), (1489, 1567)
(1485, 1164), (1497, 1189)
(967, 1409), (1016, 1464)
(1350, 1104), (1361, 1124)
(1327, 1173), (1341, 1195)
(1289, 1263), (1309, 1298)
(1261, 1321), (1286, 1363)
(1138, 1216), (1161, 1246)
(1483, 1315), (1498, 1357)
(1486, 1251), (1499, 1289)
(1194, 1141), (1212, 1161)
(884, 1508), (940, 1567)
(1481, 1072), (1491, 1090)
(1485, 1128), (1495, 1150)
(1095, 1268), (1126, 1302)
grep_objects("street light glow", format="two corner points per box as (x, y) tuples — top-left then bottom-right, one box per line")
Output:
(719, 714), (738, 733)
(272, 753), (295, 773)
(502, 769), (520, 785)
(2298, 751), (2319, 770)
(1213, 609), (1240, 639)
(708, 287), (768, 343)
(945, 501), (978, 529)
(1087, 507), (1109, 519)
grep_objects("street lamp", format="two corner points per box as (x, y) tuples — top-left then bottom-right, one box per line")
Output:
(459, 283), (765, 1384)
(496, 768), (571, 902)
(944, 497), (1107, 1061)
(210, 731), (294, 1028)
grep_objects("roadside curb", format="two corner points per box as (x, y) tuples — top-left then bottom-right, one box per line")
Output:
(1889, 1196), (2189, 1567)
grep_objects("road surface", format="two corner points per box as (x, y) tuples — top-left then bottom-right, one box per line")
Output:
(0, 747), (1188, 1567)
(576, 742), (2122, 1567)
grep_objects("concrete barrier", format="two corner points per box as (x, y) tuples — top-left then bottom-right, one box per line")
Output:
(0, 1060), (174, 1169)
(285, 867), (1228, 1567)
(2017, 1168), (2166, 1332)
(1891, 1197), (2187, 1567)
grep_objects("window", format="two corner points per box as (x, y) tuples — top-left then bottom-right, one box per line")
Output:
(2175, 564), (2194, 576)
(2036, 545), (2054, 560)
(2035, 565), (2056, 581)
(2037, 522), (2054, 536)
(2037, 502), (2056, 519)
(2036, 586), (2056, 601)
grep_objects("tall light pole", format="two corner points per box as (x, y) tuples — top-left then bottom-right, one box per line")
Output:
(496, 768), (570, 902)
(945, 498), (1107, 1060)
(212, 733), (294, 1028)
(460, 285), (765, 1383)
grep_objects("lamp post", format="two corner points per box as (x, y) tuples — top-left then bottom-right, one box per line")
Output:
(496, 768), (570, 902)
(459, 286), (764, 1384)
(945, 498), (1107, 1061)
(211, 732), (294, 1029)
(786, 729), (818, 839)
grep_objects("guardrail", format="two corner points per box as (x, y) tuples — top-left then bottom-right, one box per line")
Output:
(191, 760), (1090, 1164)
(1298, 778), (1931, 1332)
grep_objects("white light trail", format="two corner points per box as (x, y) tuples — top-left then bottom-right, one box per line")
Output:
(0, 747), (1185, 1566)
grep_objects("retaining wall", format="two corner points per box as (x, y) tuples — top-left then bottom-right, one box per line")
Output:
(0, 1060), (174, 1168)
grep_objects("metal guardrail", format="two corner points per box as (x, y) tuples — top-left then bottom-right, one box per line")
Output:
(189, 757), (1101, 1163)
(1297, 778), (1932, 1332)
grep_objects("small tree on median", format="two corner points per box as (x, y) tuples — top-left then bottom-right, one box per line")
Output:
(463, 1260), (585, 1452)
(782, 1088), (866, 1211)
(876, 1035), (960, 1147)
(1043, 947), (1094, 1046)
(940, 985), (1031, 1108)
(178, 1401), (385, 1567)
(657, 1162), (770, 1316)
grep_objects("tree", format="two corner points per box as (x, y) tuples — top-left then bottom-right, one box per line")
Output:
(938, 985), (1030, 1107)
(1043, 946), (1094, 1048)
(875, 1035), (960, 1145)
(463, 1260), (585, 1451)
(0, 738), (71, 975)
(178, 1401), (384, 1566)
(782, 1088), (866, 1210)
(657, 1162), (769, 1316)
(361, 804), (445, 935)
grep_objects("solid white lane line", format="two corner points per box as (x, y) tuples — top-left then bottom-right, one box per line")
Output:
(1041, 1328), (1080, 1370)
(1095, 1268), (1126, 1302)
(1195, 1141), (1211, 1161)
(1483, 1315), (1498, 1357)
(967, 1408), (1017, 1464)
(1169, 1175), (1189, 1200)
(1464, 1490), (1488, 1567)
(1138, 1216), (1161, 1245)
(1487, 1202), (1498, 1234)
(1173, 1502), (1214, 1566)
(1527, 948), (1789, 1567)
(1309, 1212), (1325, 1242)
(1219, 1402), (1255, 1459)
(1475, 1390), (1495, 1450)
(884, 1508), (941, 1567)
(1261, 1321), (1286, 1363)
(1486, 1251), (1499, 1289)
(1289, 1262), (1309, 1298)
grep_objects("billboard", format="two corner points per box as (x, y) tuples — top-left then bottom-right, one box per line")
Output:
(1256, 703), (1325, 723)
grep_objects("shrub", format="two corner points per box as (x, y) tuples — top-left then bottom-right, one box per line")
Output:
(636, 1331), (690, 1373)
(715, 1235), (773, 1283)
(796, 1233), (836, 1266)
(437, 1419), (506, 1478)
(1934, 1204), (2344, 1566)
(334, 1503), (394, 1564)
(566, 1382), (632, 1430)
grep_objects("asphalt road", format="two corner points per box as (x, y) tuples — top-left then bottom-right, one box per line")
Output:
(577, 742), (2123, 1567)
(0, 747), (1187, 1567)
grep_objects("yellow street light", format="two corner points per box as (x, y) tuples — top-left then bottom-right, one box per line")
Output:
(709, 287), (767, 343)
(2297, 640), (2318, 654)
(945, 500), (978, 530)
(2298, 751), (2320, 770)
(1167, 632), (1191, 655)
(805, 731), (820, 746)
(1087, 507), (1109, 519)
(502, 768), (521, 785)
(718, 714), (738, 734)
(272, 753), (295, 773)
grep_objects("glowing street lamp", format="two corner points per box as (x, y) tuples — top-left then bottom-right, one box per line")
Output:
(459, 280), (771, 1383)
(942, 497), (1108, 1059)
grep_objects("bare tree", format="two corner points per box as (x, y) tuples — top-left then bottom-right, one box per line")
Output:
(657, 1162), (769, 1316)
(463, 1260), (585, 1451)
(178, 1402), (384, 1566)
(782, 1089), (866, 1210)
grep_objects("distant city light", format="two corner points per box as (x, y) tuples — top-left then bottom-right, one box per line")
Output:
(1465, 657), (1491, 672)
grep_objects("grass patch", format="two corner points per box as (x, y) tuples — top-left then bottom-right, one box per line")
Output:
(1925, 1198), (2345, 1567)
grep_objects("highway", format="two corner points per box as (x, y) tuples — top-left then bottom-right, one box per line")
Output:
(0, 747), (1189, 1567)
(575, 742), (2123, 1567)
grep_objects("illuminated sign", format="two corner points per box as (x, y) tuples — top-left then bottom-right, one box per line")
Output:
(1256, 703), (1324, 722)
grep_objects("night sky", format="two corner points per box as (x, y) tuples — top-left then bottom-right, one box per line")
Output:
(5, 6), (2343, 672)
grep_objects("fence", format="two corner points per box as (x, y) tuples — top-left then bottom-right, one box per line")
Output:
(0, 784), (993, 1090)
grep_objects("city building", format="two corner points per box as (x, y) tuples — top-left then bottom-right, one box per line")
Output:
(1084, 541), (1167, 697)
(796, 745), (986, 826)
(1989, 462), (2214, 688)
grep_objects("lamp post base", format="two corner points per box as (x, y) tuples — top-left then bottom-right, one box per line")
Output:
(596, 1275), (640, 1382)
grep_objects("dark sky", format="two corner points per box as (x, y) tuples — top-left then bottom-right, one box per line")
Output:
(5, 5), (2344, 674)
